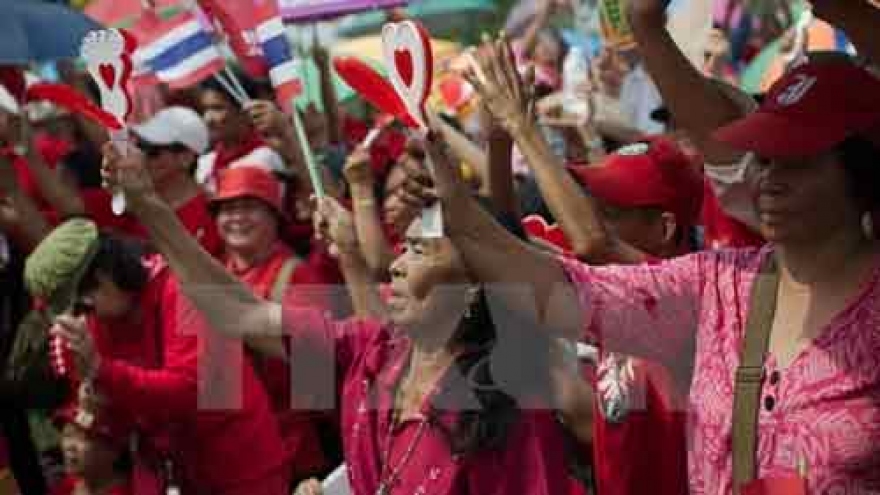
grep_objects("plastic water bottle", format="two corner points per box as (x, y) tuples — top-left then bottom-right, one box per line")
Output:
(563, 46), (590, 118)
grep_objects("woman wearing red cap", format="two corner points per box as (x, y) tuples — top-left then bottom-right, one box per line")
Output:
(101, 137), (584, 495)
(438, 33), (880, 495)
(209, 165), (337, 485)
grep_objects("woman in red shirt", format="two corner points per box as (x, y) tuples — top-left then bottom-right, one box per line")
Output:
(102, 141), (582, 495)
(210, 165), (336, 485)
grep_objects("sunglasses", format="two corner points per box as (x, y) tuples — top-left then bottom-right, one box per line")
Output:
(138, 141), (188, 158)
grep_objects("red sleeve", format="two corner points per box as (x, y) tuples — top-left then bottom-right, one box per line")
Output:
(94, 279), (199, 427)
(80, 189), (145, 238)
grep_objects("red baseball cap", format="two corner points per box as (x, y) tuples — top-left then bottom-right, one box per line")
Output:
(714, 54), (880, 159)
(569, 136), (704, 227)
(211, 166), (285, 217)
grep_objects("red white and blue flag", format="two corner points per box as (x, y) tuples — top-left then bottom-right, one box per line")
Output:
(252, 0), (303, 107)
(132, 10), (225, 89)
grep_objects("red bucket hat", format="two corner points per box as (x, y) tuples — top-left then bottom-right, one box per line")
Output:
(714, 54), (880, 159)
(569, 136), (704, 227)
(211, 166), (285, 217)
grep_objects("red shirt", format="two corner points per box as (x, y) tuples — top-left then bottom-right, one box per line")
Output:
(90, 261), (285, 493)
(50, 476), (131, 495)
(225, 242), (333, 479)
(81, 189), (222, 255)
(281, 307), (576, 495)
(587, 255), (690, 495)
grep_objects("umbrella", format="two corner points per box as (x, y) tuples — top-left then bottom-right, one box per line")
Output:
(85, 0), (183, 28)
(0, 0), (103, 64)
(280, 0), (409, 23)
(335, 0), (496, 39)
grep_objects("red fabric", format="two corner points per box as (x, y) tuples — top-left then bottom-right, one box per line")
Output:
(591, 359), (690, 495)
(280, 308), (577, 495)
(225, 242), (333, 479)
(714, 60), (880, 158)
(700, 181), (765, 249)
(213, 166), (284, 215)
(569, 137), (705, 228)
(90, 261), (286, 493)
(10, 134), (72, 214)
(81, 189), (222, 255)
(50, 476), (131, 495)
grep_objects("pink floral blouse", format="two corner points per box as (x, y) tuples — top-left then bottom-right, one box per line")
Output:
(560, 246), (880, 494)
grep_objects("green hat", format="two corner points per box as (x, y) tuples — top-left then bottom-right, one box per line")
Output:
(25, 218), (100, 318)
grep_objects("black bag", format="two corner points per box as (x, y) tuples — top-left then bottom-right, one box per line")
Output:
(2, 309), (70, 410)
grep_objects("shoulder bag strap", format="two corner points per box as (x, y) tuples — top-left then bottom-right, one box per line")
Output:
(732, 255), (780, 490)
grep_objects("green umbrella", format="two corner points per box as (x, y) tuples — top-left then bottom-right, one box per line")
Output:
(335, 0), (497, 40)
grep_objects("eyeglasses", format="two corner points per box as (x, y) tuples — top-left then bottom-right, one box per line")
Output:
(138, 141), (188, 158)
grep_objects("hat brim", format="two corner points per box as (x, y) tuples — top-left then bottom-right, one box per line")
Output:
(713, 111), (851, 159)
(209, 191), (288, 222)
(569, 163), (652, 208)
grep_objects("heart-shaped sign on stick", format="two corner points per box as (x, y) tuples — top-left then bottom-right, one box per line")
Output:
(381, 21), (433, 133)
(81, 29), (137, 216)
(381, 20), (442, 238)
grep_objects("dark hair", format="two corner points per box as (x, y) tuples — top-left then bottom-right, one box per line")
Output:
(429, 204), (551, 456)
(836, 135), (880, 215)
(198, 70), (266, 107)
(78, 234), (148, 296)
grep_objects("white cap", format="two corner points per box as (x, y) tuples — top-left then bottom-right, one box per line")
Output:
(228, 147), (286, 174)
(132, 107), (209, 155)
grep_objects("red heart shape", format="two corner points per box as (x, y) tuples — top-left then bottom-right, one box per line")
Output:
(333, 56), (418, 129)
(394, 49), (414, 87)
(522, 215), (572, 253)
(98, 64), (116, 90)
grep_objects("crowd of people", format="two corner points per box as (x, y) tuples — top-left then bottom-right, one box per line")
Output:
(2, 0), (880, 494)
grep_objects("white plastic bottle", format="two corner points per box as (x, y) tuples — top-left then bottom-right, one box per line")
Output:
(562, 46), (590, 118)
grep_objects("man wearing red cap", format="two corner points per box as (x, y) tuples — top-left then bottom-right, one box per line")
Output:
(209, 165), (337, 487)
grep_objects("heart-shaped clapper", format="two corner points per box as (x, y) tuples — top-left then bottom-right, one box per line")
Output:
(382, 21), (443, 238)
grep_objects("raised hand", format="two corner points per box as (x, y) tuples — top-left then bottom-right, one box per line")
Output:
(50, 314), (100, 381)
(293, 478), (323, 495)
(342, 146), (375, 189)
(313, 196), (359, 257)
(245, 100), (291, 139)
(463, 34), (536, 138)
(100, 142), (156, 203)
(627, 0), (670, 28)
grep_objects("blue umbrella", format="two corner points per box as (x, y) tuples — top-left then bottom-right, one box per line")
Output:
(0, 0), (103, 64)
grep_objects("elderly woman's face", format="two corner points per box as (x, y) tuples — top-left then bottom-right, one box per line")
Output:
(754, 151), (857, 243)
(386, 233), (472, 334)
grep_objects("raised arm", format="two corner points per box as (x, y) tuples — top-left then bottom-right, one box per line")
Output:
(628, 0), (747, 165)
(313, 43), (342, 146)
(101, 143), (284, 357)
(342, 147), (396, 278)
(467, 37), (647, 264)
(314, 195), (388, 320)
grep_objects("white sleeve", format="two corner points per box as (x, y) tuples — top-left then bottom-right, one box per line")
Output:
(703, 152), (761, 231)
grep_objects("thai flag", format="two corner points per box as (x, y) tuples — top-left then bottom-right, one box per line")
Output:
(252, 0), (302, 108)
(132, 11), (225, 89)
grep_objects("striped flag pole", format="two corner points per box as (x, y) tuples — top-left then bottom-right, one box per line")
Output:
(254, 6), (323, 198)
